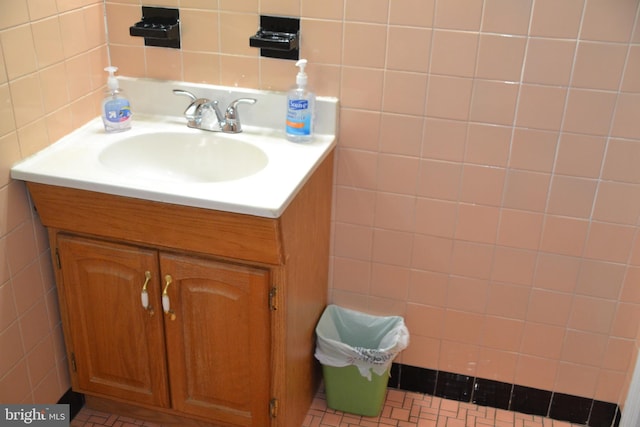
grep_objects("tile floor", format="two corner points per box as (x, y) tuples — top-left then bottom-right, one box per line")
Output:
(69, 388), (586, 427)
(304, 388), (586, 427)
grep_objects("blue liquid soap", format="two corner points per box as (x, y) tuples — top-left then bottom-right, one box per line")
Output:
(102, 66), (132, 133)
(286, 59), (315, 142)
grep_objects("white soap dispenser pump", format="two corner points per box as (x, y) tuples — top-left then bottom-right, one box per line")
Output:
(101, 66), (132, 133)
(286, 59), (315, 142)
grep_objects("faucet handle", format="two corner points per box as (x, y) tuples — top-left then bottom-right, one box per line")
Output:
(173, 89), (210, 123)
(172, 89), (197, 102)
(222, 98), (257, 133)
(226, 98), (257, 119)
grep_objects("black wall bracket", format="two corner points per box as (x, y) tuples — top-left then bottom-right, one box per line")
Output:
(130, 6), (180, 49)
(250, 15), (299, 60)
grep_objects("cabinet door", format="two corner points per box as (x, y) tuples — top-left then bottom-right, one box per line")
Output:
(57, 235), (170, 408)
(160, 253), (271, 426)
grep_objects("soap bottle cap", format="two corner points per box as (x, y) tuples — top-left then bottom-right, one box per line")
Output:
(105, 66), (120, 92)
(295, 59), (308, 88)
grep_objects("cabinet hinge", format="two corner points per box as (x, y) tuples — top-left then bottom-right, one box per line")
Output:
(269, 398), (278, 418)
(269, 287), (277, 311)
(70, 352), (77, 372)
(55, 248), (61, 269)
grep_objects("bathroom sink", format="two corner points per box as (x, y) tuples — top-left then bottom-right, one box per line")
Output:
(98, 132), (268, 183)
(11, 77), (338, 217)
(10, 114), (335, 217)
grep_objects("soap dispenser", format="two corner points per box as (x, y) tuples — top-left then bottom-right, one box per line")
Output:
(286, 59), (315, 142)
(102, 66), (132, 133)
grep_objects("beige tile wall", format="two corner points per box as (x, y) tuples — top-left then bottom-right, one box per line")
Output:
(109, 0), (640, 408)
(2, 0), (640, 410)
(0, 0), (106, 403)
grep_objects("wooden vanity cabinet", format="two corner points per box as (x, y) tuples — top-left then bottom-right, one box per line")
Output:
(28, 153), (333, 427)
(161, 252), (270, 426)
(55, 237), (170, 408)
(57, 236), (271, 426)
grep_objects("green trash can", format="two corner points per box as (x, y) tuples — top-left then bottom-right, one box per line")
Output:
(314, 305), (409, 417)
(322, 364), (390, 416)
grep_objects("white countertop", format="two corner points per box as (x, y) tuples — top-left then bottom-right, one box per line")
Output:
(11, 78), (338, 218)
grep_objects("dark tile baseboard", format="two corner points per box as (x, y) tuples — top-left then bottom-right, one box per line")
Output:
(60, 365), (623, 427)
(57, 389), (84, 420)
(391, 363), (621, 427)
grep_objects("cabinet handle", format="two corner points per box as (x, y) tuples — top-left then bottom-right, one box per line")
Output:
(162, 274), (176, 320)
(140, 271), (154, 315)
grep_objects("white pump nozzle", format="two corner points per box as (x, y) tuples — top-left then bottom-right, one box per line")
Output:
(295, 59), (308, 88)
(105, 66), (119, 92)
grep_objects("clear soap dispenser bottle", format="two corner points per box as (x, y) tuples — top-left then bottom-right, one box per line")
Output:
(286, 59), (315, 142)
(102, 66), (132, 133)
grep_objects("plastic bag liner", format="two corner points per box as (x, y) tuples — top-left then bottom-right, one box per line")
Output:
(314, 305), (409, 381)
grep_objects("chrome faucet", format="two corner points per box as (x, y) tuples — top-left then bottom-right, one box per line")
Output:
(173, 89), (257, 133)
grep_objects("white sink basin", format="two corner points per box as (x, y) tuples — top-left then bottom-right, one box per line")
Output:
(98, 132), (268, 183)
(11, 115), (336, 217)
